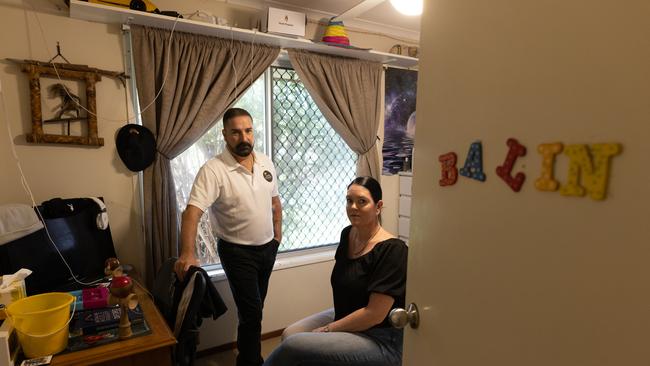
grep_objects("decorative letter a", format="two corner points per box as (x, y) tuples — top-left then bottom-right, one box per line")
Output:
(459, 141), (486, 182)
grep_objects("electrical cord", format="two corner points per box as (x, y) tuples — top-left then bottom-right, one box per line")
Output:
(230, 26), (239, 99)
(0, 80), (104, 287)
(3, 3), (260, 290)
(26, 0), (182, 123)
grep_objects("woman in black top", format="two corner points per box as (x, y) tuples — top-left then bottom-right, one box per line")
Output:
(264, 176), (408, 366)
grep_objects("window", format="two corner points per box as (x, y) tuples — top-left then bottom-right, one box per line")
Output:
(171, 67), (356, 266)
(171, 76), (266, 265)
(271, 67), (356, 252)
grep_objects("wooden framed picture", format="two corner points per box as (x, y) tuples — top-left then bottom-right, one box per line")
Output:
(19, 61), (104, 146)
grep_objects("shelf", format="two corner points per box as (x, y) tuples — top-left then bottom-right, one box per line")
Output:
(68, 0), (418, 69)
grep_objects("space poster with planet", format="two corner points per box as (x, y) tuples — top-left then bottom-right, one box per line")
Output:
(382, 68), (418, 175)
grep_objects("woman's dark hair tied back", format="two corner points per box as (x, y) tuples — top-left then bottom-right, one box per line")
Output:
(348, 176), (382, 203)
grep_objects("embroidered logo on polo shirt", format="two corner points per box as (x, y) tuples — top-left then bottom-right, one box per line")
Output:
(263, 170), (273, 182)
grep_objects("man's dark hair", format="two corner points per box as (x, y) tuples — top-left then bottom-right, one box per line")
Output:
(223, 108), (252, 127)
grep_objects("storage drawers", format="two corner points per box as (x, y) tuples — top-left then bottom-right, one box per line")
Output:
(398, 172), (412, 243)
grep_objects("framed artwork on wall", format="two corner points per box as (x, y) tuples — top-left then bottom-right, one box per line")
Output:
(8, 58), (127, 147)
(20, 61), (103, 146)
(382, 68), (418, 175)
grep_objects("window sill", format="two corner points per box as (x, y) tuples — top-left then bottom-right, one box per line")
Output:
(205, 246), (337, 283)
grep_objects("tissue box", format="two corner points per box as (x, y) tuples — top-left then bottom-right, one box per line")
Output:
(0, 277), (26, 310)
(265, 7), (306, 38)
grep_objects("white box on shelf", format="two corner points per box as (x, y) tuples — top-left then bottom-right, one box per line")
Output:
(265, 7), (306, 38)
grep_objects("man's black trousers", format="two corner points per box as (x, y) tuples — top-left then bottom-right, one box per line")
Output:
(218, 238), (279, 366)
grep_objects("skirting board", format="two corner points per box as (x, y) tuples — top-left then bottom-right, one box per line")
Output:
(196, 328), (284, 358)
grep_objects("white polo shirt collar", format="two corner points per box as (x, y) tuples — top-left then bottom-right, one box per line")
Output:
(222, 150), (269, 174)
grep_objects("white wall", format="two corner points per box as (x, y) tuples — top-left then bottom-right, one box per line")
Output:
(200, 260), (334, 348)
(0, 2), (144, 270)
(0, 0), (417, 349)
(404, 0), (650, 364)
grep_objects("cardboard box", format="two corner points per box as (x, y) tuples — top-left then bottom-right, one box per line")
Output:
(265, 7), (306, 38)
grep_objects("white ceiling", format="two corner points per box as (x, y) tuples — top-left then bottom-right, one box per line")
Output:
(358, 1), (421, 32)
(232, 0), (421, 41)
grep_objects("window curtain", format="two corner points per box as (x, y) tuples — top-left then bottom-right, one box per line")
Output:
(130, 25), (280, 285)
(287, 49), (383, 180)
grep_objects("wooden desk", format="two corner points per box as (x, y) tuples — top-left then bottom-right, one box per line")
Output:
(51, 283), (176, 366)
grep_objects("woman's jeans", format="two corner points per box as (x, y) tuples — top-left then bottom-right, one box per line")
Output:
(263, 327), (403, 366)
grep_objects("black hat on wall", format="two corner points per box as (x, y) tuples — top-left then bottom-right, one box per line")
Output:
(116, 124), (157, 172)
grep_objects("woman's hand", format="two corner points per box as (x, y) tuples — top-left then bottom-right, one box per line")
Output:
(317, 293), (395, 333)
(312, 325), (330, 332)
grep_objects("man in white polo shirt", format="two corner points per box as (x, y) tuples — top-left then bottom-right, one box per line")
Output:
(175, 108), (282, 366)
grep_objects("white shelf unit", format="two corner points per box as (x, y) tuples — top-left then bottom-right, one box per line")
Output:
(68, 1), (419, 69)
(397, 171), (412, 244)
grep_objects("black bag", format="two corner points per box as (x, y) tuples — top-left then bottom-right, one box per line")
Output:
(152, 258), (227, 366)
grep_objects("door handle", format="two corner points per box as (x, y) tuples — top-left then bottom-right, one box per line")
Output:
(389, 302), (419, 329)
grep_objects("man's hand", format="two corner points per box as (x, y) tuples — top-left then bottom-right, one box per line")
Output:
(176, 205), (204, 281)
(174, 253), (199, 281)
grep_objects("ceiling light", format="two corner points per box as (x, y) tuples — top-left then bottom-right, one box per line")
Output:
(389, 0), (423, 16)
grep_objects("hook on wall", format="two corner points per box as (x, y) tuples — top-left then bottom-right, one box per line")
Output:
(48, 42), (71, 64)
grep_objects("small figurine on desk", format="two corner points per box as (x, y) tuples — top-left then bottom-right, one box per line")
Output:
(106, 257), (138, 339)
(104, 257), (124, 278)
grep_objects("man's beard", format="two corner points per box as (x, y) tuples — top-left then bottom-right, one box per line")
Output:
(233, 142), (253, 157)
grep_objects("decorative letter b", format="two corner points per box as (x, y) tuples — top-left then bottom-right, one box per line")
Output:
(439, 152), (458, 186)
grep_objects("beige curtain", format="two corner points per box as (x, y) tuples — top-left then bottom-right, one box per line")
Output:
(131, 25), (280, 285)
(287, 49), (383, 179)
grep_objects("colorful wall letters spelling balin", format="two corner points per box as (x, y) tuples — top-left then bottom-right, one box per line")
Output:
(438, 139), (622, 200)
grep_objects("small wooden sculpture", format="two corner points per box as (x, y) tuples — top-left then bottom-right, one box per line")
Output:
(104, 257), (124, 278)
(7, 54), (128, 147)
(49, 83), (82, 119)
(105, 258), (138, 339)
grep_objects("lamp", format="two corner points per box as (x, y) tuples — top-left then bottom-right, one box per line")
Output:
(389, 0), (423, 16)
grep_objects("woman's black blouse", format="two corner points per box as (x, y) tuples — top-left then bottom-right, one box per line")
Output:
(331, 225), (408, 328)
